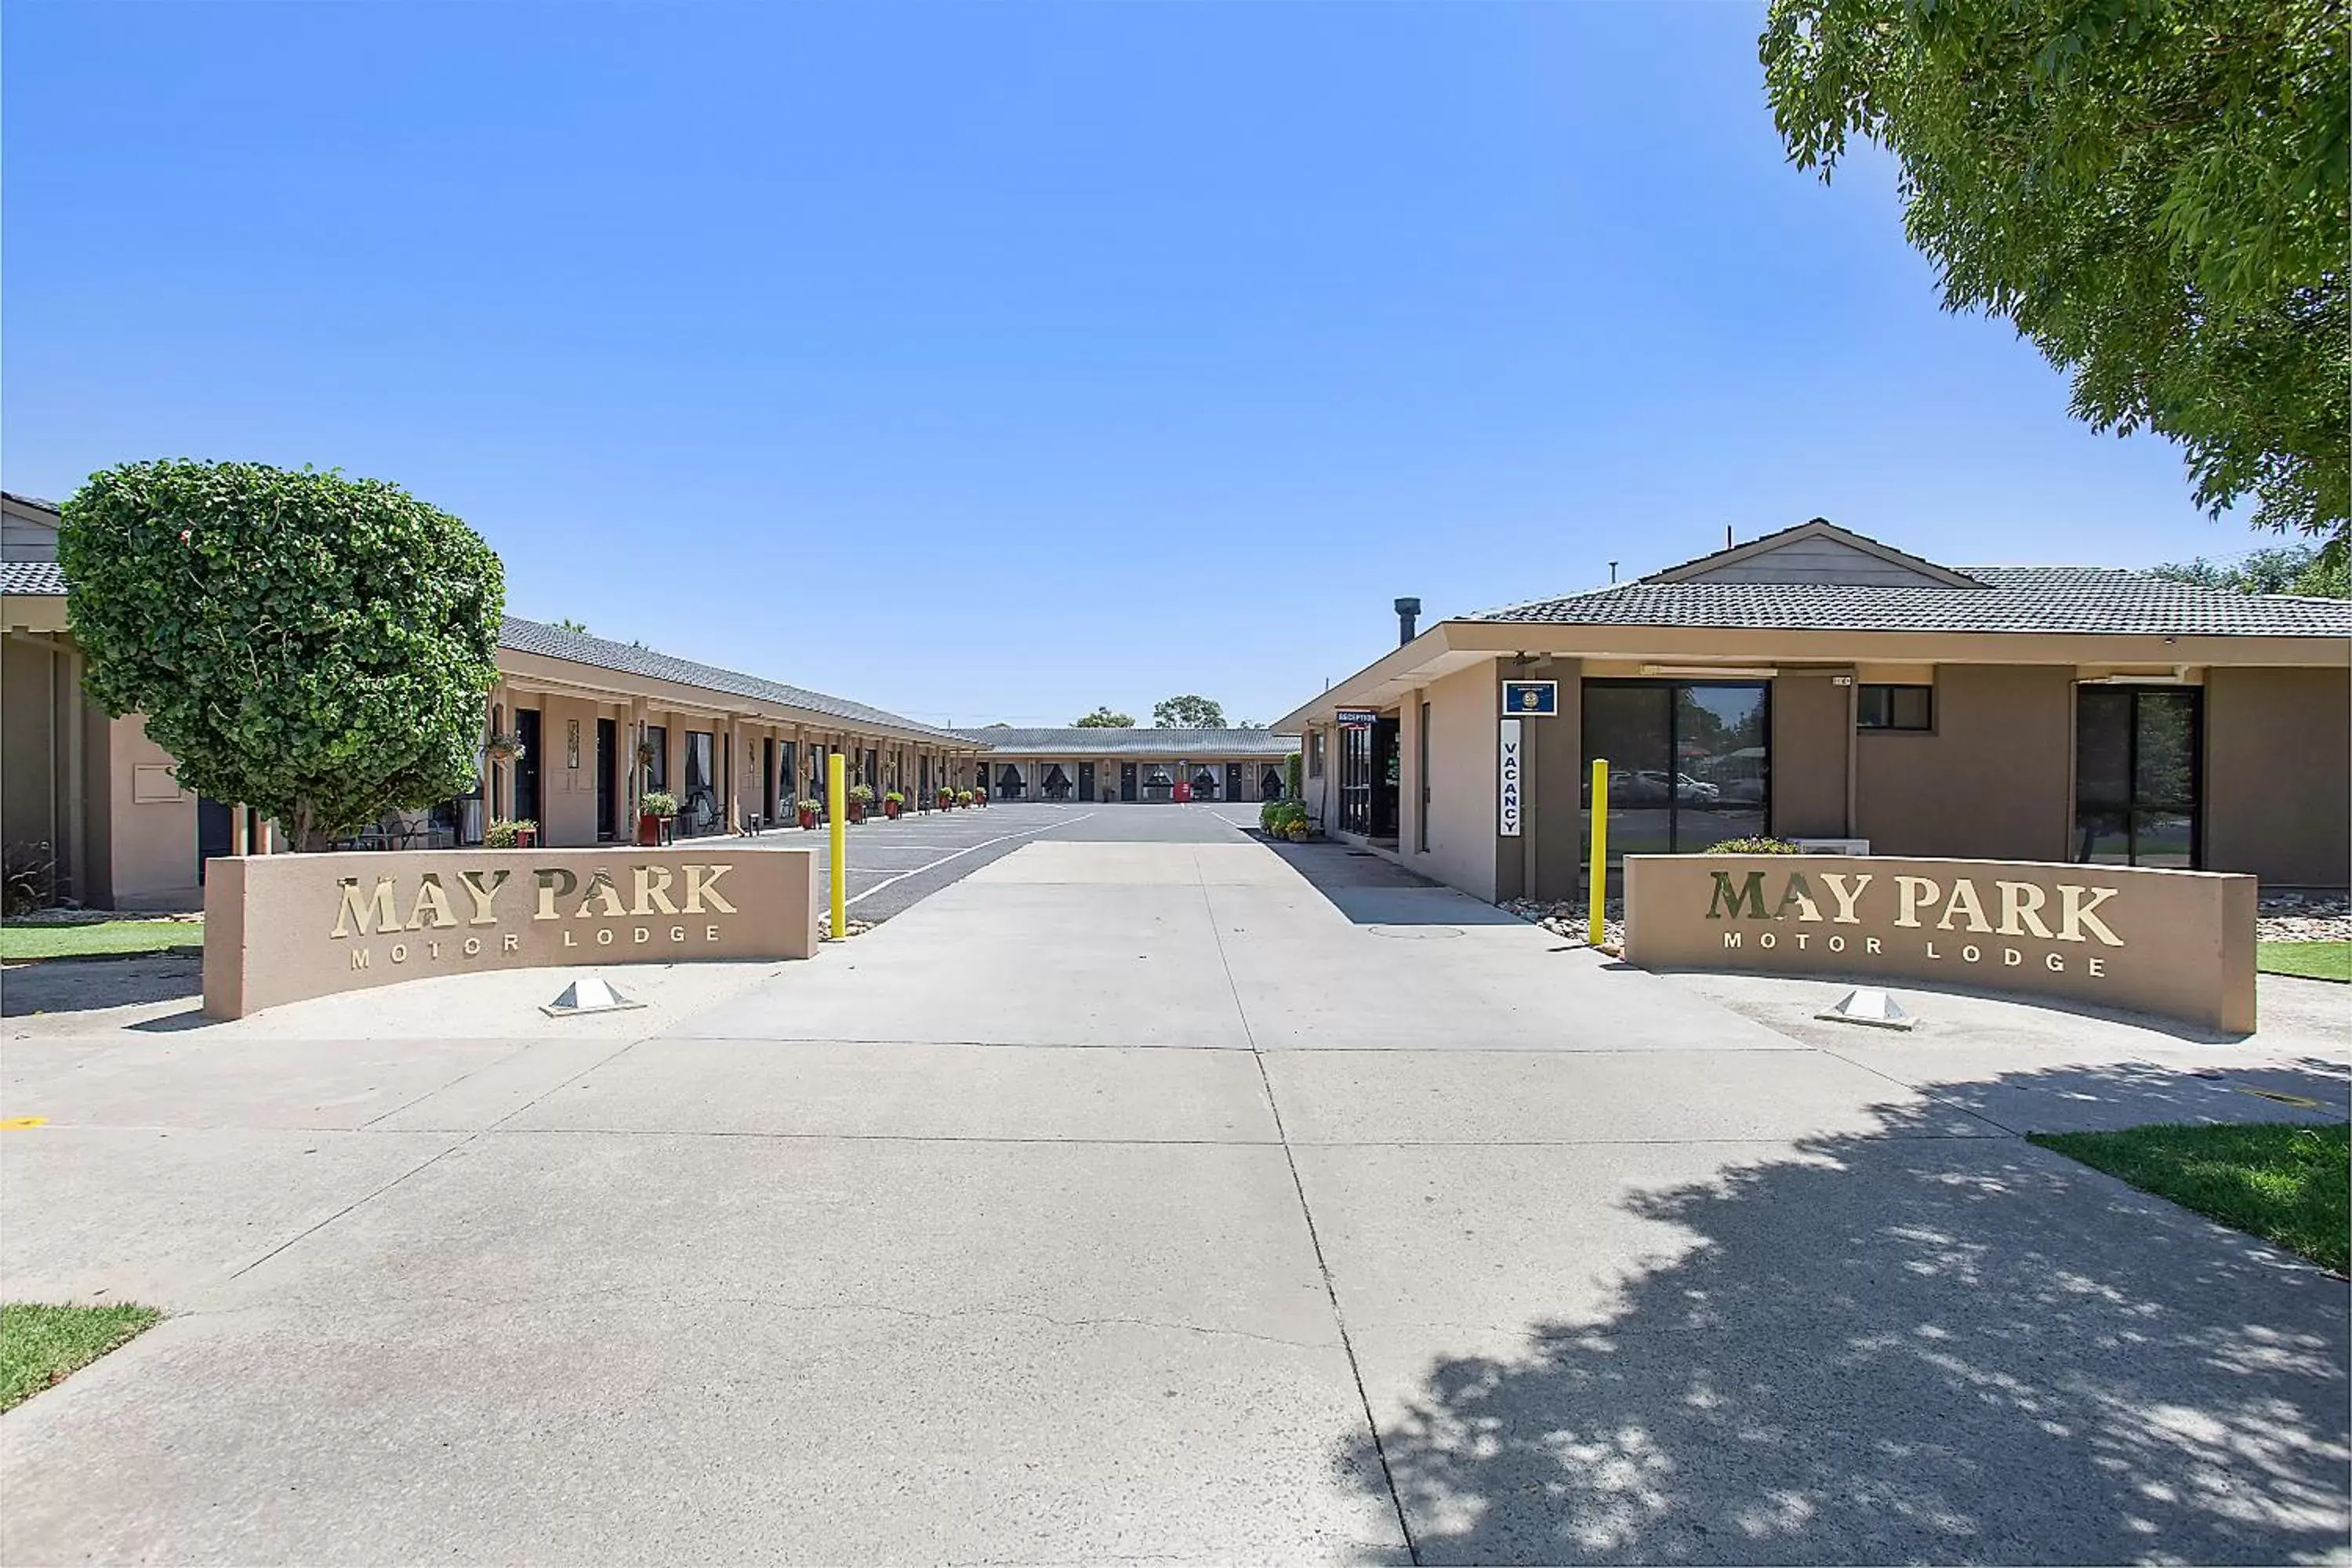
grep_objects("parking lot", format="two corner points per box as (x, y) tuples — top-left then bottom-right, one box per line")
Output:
(730, 799), (1264, 921)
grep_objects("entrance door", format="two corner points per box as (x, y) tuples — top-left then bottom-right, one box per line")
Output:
(1225, 762), (1243, 801)
(1120, 762), (1138, 801)
(1260, 766), (1282, 800)
(1370, 716), (1401, 839)
(1077, 764), (1095, 801)
(514, 710), (543, 828)
(197, 797), (234, 882)
(596, 719), (618, 840)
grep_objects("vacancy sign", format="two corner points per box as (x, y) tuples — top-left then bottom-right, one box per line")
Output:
(1498, 718), (1523, 837)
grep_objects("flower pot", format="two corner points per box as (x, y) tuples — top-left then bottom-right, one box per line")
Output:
(517, 825), (539, 849)
(848, 802), (866, 823)
(884, 800), (902, 819)
(799, 809), (818, 830)
(637, 812), (662, 847)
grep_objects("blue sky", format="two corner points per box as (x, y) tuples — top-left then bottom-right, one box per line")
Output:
(2, 3), (2279, 728)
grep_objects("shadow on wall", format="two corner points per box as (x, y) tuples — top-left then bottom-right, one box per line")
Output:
(1342, 1063), (2350, 1566)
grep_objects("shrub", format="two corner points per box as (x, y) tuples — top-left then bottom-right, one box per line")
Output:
(1285, 751), (1301, 798)
(796, 797), (823, 815)
(1261, 799), (1310, 836)
(60, 461), (504, 849)
(848, 783), (876, 805)
(884, 791), (906, 806)
(484, 818), (535, 848)
(955, 790), (974, 804)
(1707, 836), (1806, 855)
(641, 789), (679, 818)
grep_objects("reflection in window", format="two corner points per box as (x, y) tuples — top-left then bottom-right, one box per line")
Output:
(2074, 687), (2200, 867)
(1857, 684), (1933, 731)
(1581, 682), (1769, 866)
(644, 725), (668, 789)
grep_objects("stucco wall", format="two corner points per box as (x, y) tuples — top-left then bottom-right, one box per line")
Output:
(2204, 666), (2351, 888)
(1770, 672), (1852, 840)
(2, 639), (60, 862)
(1856, 664), (2071, 861)
(1410, 660), (1501, 902)
(103, 713), (199, 909)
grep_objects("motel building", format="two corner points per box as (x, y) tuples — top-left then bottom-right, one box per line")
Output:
(1279, 520), (2352, 904)
(2, 492), (991, 910)
(948, 728), (1298, 804)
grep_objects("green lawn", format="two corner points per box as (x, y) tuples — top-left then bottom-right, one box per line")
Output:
(0, 920), (201, 961)
(2029, 1122), (2350, 1275)
(2256, 940), (2351, 982)
(1, 1302), (163, 1411)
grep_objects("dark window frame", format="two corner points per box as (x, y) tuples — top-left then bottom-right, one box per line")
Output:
(2073, 684), (2202, 869)
(1857, 683), (1934, 732)
(1580, 678), (1772, 867)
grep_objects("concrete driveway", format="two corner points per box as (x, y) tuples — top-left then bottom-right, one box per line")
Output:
(3, 811), (2346, 1564)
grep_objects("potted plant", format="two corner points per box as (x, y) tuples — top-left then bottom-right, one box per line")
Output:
(847, 782), (875, 823)
(955, 789), (973, 808)
(638, 789), (678, 846)
(485, 817), (537, 849)
(797, 797), (822, 829)
(973, 788), (988, 808)
(883, 790), (906, 820)
(485, 731), (526, 766)
(938, 788), (954, 811)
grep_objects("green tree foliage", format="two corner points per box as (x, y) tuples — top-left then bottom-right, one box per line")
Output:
(2151, 543), (2347, 597)
(1152, 694), (1226, 728)
(60, 461), (506, 848)
(553, 617), (590, 633)
(1073, 706), (1135, 728)
(1762, 0), (2350, 544)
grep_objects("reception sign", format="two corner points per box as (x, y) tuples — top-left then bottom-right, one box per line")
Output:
(203, 847), (818, 1018)
(1621, 854), (2255, 1032)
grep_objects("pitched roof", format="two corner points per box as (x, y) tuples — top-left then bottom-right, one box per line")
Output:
(1642, 518), (1986, 589)
(1470, 566), (2352, 637)
(949, 726), (1298, 755)
(2, 492), (61, 517)
(497, 615), (973, 741)
(1, 561), (67, 595)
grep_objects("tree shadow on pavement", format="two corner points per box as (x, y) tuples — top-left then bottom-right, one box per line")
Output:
(1343, 1064), (2350, 1565)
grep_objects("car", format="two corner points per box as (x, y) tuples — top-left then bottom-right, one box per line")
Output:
(1634, 769), (1719, 804)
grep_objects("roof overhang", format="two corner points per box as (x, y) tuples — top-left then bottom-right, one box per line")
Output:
(495, 649), (982, 746)
(2, 593), (70, 633)
(1278, 619), (2352, 728)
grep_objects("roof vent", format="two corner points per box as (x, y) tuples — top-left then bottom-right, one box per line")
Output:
(1394, 597), (1421, 645)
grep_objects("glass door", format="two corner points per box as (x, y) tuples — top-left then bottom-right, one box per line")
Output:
(2074, 686), (2201, 866)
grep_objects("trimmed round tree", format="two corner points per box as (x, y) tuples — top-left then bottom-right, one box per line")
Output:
(60, 460), (506, 849)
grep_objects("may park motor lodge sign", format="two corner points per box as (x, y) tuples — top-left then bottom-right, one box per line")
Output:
(1621, 854), (2256, 1032)
(202, 848), (818, 1018)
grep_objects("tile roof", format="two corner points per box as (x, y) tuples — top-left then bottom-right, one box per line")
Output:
(497, 616), (973, 742)
(2, 491), (61, 516)
(1, 561), (67, 595)
(949, 726), (1298, 755)
(1470, 566), (2352, 637)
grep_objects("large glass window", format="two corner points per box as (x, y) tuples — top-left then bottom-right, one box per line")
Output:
(1581, 681), (1769, 866)
(2074, 686), (2200, 867)
(644, 725), (668, 789)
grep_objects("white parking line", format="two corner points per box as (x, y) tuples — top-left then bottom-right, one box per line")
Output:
(844, 813), (1095, 907)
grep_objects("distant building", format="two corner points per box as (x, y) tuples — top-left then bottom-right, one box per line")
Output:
(949, 728), (1297, 804)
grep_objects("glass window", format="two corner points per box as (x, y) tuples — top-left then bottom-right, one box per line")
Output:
(644, 725), (668, 789)
(1581, 681), (1769, 867)
(1307, 731), (1324, 779)
(1857, 684), (1933, 731)
(684, 731), (716, 833)
(2073, 686), (2200, 867)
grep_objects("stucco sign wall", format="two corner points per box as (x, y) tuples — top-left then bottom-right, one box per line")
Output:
(1621, 854), (2255, 1031)
(202, 847), (818, 1018)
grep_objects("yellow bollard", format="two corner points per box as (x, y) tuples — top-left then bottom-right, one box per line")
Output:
(827, 752), (848, 940)
(1588, 758), (1610, 949)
